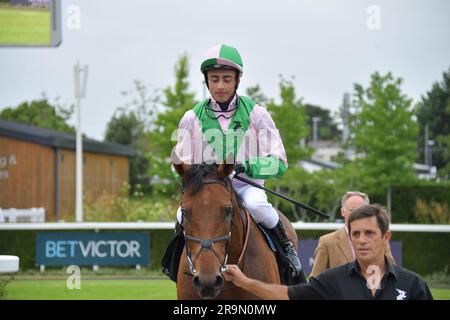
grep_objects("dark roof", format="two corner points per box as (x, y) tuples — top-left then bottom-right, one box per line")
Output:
(0, 119), (134, 157)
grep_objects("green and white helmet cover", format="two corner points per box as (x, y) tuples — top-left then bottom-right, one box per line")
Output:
(200, 44), (243, 77)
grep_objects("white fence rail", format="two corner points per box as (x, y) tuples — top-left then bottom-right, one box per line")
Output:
(0, 208), (45, 223)
(0, 221), (449, 232)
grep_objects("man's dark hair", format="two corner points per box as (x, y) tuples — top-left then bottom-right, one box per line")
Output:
(348, 204), (390, 235)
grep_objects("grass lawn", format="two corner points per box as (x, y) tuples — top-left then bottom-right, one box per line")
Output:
(4, 279), (177, 300)
(0, 6), (50, 45)
(430, 288), (450, 300)
(2, 279), (449, 300)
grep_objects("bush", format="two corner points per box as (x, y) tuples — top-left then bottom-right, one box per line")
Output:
(414, 199), (450, 224)
(84, 183), (178, 222)
(266, 168), (344, 222)
(424, 266), (450, 288)
(370, 184), (450, 223)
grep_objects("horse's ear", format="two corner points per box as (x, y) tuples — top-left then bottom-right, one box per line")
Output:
(218, 154), (235, 177)
(218, 163), (235, 177)
(173, 162), (190, 177)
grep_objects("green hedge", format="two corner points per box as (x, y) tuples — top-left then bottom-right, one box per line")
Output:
(371, 185), (450, 223)
(1, 229), (448, 276)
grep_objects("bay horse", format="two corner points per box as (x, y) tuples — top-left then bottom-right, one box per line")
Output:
(173, 162), (299, 300)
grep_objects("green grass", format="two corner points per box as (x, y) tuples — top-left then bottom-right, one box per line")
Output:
(430, 288), (450, 300)
(2, 279), (449, 300)
(4, 279), (177, 300)
(0, 6), (50, 45)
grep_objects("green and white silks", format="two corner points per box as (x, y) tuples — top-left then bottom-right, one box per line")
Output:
(172, 95), (287, 186)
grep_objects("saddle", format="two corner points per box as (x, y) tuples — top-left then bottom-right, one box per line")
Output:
(257, 224), (307, 285)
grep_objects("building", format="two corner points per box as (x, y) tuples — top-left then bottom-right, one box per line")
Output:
(0, 119), (134, 221)
(300, 139), (437, 179)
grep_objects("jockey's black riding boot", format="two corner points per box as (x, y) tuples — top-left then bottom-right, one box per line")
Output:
(175, 220), (183, 236)
(270, 220), (303, 279)
(161, 221), (184, 281)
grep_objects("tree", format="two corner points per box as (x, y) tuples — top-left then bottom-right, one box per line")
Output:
(0, 95), (75, 133)
(147, 54), (197, 193)
(350, 72), (419, 195)
(303, 103), (341, 142)
(263, 77), (311, 215)
(415, 68), (450, 178)
(105, 80), (160, 194)
(245, 84), (270, 106)
(266, 76), (311, 165)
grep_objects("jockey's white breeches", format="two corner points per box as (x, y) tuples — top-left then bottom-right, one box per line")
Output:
(176, 184), (279, 229)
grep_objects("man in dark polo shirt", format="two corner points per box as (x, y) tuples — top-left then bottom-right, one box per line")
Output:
(223, 204), (433, 300)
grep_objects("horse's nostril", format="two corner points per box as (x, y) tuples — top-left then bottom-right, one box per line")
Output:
(193, 275), (201, 290)
(214, 275), (224, 289)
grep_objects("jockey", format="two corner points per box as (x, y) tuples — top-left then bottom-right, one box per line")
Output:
(164, 44), (302, 280)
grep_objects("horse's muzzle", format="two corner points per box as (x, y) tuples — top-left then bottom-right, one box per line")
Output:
(193, 273), (224, 299)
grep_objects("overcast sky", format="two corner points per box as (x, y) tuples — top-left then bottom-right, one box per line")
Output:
(1, 0), (449, 140)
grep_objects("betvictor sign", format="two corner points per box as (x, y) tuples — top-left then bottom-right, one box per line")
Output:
(36, 232), (150, 266)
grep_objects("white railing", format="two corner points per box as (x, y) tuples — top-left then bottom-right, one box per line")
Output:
(0, 208), (45, 223)
(0, 221), (449, 232)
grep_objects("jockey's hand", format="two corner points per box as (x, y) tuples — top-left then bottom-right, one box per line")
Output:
(234, 164), (246, 175)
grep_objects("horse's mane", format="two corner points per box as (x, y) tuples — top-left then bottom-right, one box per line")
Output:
(182, 164), (244, 209)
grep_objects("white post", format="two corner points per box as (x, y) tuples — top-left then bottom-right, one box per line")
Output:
(312, 117), (321, 145)
(74, 61), (88, 223)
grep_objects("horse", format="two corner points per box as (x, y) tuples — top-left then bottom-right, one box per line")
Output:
(173, 162), (300, 300)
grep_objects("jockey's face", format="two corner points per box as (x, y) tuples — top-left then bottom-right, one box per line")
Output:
(206, 69), (238, 103)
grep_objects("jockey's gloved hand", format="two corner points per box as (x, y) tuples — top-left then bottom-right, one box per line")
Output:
(234, 164), (246, 175)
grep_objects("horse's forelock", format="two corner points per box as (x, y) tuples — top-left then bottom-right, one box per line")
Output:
(181, 164), (244, 209)
(183, 164), (220, 195)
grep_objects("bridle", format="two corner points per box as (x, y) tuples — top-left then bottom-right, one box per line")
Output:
(181, 178), (233, 275)
(181, 176), (248, 277)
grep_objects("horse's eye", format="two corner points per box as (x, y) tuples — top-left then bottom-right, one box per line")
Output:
(225, 206), (233, 216)
(181, 208), (191, 221)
